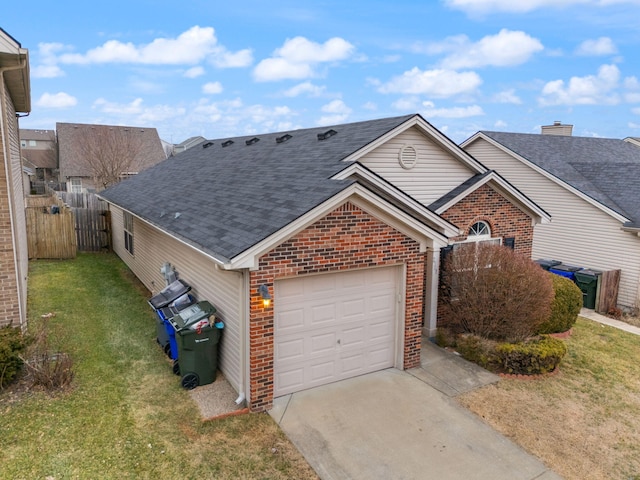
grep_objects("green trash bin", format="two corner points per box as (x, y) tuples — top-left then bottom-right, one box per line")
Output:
(574, 269), (601, 309)
(169, 301), (223, 389)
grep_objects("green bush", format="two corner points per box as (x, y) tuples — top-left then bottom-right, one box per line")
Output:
(0, 325), (27, 388)
(536, 274), (583, 334)
(494, 336), (567, 375)
(454, 333), (496, 368)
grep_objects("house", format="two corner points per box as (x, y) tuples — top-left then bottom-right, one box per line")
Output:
(19, 128), (58, 193)
(462, 122), (640, 311)
(0, 28), (31, 329)
(57, 122), (166, 192)
(173, 136), (206, 155)
(100, 114), (549, 411)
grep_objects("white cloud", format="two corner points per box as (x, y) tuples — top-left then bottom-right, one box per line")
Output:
(253, 36), (355, 82)
(92, 97), (186, 123)
(421, 101), (484, 118)
(378, 67), (482, 97)
(202, 81), (223, 94)
(184, 66), (205, 78)
(539, 64), (621, 106)
(494, 120), (508, 128)
(282, 82), (327, 97)
(57, 26), (251, 67)
(318, 99), (352, 125)
(576, 37), (617, 56)
(36, 92), (78, 108)
(444, 0), (640, 14)
(492, 89), (522, 104)
(435, 30), (543, 69)
(391, 97), (422, 111)
(31, 65), (65, 78)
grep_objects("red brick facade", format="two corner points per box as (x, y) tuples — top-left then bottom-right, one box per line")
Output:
(440, 184), (533, 257)
(248, 201), (425, 412)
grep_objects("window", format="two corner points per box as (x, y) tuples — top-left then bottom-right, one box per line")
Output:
(29, 140), (37, 147)
(20, 140), (26, 148)
(70, 178), (82, 193)
(123, 212), (134, 255)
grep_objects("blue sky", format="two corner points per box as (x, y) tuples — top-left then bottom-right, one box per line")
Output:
(5, 0), (640, 143)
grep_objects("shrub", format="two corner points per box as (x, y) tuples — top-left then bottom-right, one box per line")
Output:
(454, 333), (496, 369)
(440, 243), (555, 342)
(0, 325), (27, 388)
(22, 318), (74, 390)
(494, 336), (567, 375)
(536, 274), (582, 334)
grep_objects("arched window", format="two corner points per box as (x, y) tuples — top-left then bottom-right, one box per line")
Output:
(468, 221), (491, 239)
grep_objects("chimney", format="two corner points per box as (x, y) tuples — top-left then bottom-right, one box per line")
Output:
(541, 121), (573, 136)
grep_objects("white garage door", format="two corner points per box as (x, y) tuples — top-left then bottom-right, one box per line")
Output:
(274, 266), (400, 397)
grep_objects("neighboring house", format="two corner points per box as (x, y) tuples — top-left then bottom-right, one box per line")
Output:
(57, 122), (166, 192)
(100, 114), (549, 411)
(0, 28), (30, 328)
(19, 128), (58, 192)
(462, 122), (640, 311)
(173, 136), (206, 154)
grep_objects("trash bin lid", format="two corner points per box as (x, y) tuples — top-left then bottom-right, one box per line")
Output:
(148, 279), (191, 309)
(535, 259), (562, 268)
(171, 300), (216, 330)
(575, 269), (600, 282)
(550, 264), (582, 272)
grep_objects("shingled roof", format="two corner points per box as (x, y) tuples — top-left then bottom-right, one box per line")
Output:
(100, 114), (415, 262)
(480, 131), (640, 228)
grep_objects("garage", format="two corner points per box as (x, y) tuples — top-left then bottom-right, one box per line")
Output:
(273, 266), (401, 397)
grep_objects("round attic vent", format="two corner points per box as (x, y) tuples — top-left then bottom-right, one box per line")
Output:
(398, 144), (418, 170)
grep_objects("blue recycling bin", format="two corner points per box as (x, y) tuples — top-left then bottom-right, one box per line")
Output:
(549, 264), (581, 281)
(148, 279), (191, 353)
(155, 294), (195, 356)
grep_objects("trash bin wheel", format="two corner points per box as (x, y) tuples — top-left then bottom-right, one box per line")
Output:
(172, 360), (180, 376)
(164, 343), (171, 357)
(181, 372), (199, 390)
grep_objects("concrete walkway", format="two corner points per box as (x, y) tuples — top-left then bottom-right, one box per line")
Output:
(579, 308), (640, 336)
(270, 342), (561, 480)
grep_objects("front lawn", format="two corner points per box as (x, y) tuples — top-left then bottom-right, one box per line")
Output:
(0, 254), (317, 480)
(458, 317), (640, 480)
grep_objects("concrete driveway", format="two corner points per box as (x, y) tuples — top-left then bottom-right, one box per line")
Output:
(270, 347), (562, 480)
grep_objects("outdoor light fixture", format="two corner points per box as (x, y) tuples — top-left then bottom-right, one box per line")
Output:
(259, 284), (272, 308)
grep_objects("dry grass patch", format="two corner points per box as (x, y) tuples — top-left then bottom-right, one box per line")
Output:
(458, 317), (640, 480)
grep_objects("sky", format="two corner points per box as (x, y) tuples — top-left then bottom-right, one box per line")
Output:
(5, 0), (640, 144)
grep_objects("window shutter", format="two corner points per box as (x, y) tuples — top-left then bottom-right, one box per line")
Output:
(439, 245), (454, 282)
(504, 237), (515, 249)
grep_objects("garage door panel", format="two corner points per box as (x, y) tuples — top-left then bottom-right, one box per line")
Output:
(274, 267), (399, 397)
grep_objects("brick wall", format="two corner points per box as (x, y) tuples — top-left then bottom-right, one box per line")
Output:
(248, 201), (425, 412)
(440, 184), (533, 257)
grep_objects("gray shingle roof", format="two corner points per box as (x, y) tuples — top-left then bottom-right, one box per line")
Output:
(481, 131), (640, 228)
(100, 115), (415, 261)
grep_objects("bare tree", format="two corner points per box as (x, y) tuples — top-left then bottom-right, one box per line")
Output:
(79, 126), (144, 190)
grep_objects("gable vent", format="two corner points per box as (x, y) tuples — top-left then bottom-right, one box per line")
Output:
(245, 137), (260, 146)
(222, 140), (234, 147)
(398, 145), (418, 170)
(317, 129), (337, 141)
(276, 134), (292, 144)
(202, 141), (214, 149)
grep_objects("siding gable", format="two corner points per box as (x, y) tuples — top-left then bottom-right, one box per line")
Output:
(358, 126), (475, 206)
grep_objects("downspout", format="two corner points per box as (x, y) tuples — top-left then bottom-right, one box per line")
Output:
(0, 57), (29, 330)
(234, 268), (249, 406)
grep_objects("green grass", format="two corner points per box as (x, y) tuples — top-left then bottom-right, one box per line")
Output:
(0, 254), (317, 480)
(459, 317), (640, 480)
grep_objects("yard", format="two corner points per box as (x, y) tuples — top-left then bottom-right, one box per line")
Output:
(459, 317), (640, 480)
(0, 254), (317, 480)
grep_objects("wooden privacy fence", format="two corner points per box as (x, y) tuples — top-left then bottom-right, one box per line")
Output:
(56, 192), (111, 252)
(596, 269), (621, 315)
(26, 195), (76, 259)
(26, 192), (112, 258)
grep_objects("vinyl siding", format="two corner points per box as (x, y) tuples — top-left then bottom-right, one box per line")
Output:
(359, 126), (475, 206)
(111, 206), (244, 392)
(466, 138), (640, 309)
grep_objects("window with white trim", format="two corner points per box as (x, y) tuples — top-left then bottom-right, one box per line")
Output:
(123, 212), (134, 255)
(70, 178), (82, 193)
